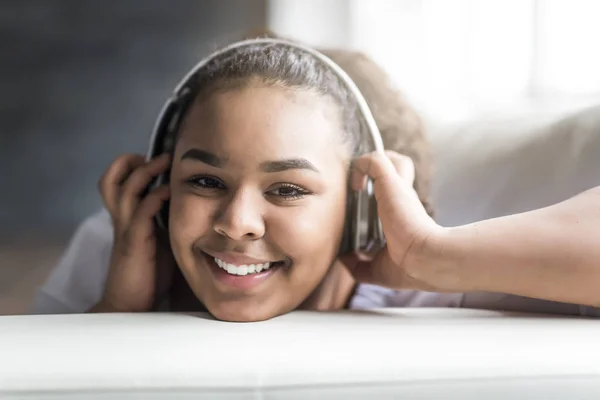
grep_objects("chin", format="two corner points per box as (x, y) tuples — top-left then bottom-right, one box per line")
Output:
(205, 300), (290, 323)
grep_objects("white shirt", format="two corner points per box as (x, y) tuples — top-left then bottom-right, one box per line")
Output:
(32, 210), (600, 317)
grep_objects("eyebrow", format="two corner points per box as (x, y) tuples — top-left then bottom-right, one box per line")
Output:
(180, 149), (223, 168)
(261, 158), (319, 173)
(180, 148), (319, 173)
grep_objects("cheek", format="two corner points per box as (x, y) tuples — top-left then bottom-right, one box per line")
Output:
(270, 189), (348, 263)
(168, 192), (214, 259)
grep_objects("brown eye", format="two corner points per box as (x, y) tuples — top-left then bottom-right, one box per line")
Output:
(268, 183), (310, 200)
(187, 176), (225, 190)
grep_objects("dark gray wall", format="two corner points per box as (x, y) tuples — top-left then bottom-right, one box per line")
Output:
(0, 0), (267, 238)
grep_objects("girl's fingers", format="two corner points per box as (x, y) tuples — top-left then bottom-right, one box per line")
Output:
(384, 150), (415, 186)
(99, 154), (146, 216)
(118, 153), (171, 224)
(351, 151), (405, 202)
(127, 184), (171, 248)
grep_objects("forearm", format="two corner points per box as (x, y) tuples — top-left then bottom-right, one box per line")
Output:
(429, 187), (600, 306)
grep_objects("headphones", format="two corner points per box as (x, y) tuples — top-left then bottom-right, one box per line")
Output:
(146, 38), (385, 254)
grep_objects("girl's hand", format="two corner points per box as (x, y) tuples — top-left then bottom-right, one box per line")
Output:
(92, 153), (175, 312)
(340, 151), (454, 292)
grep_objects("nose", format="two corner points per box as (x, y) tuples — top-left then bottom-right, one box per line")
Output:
(213, 189), (265, 241)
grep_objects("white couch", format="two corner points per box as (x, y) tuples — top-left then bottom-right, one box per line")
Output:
(2, 103), (600, 398)
(2, 309), (600, 399)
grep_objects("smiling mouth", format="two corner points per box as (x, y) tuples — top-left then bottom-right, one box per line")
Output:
(213, 257), (286, 276)
(200, 251), (288, 277)
(200, 251), (287, 291)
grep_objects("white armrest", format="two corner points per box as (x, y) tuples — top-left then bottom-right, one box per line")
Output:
(1, 309), (599, 399)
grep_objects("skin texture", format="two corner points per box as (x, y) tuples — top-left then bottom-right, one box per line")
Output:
(167, 83), (354, 322)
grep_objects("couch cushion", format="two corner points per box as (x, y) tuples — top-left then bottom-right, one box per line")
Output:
(430, 104), (600, 226)
(1, 309), (600, 399)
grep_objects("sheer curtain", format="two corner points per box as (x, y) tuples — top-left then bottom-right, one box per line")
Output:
(268, 0), (600, 120)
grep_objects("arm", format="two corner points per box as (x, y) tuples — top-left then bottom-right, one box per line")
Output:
(424, 187), (600, 307)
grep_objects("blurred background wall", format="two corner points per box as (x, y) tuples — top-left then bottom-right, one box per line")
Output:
(1, 0), (267, 240)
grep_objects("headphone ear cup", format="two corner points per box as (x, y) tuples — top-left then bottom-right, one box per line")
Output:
(156, 199), (170, 230)
(368, 187), (385, 251)
(150, 170), (171, 231)
(352, 178), (385, 253)
(339, 185), (356, 254)
(359, 183), (371, 251)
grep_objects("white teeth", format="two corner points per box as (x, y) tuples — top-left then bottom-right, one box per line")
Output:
(214, 257), (273, 276)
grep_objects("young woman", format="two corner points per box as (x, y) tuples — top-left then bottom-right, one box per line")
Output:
(33, 37), (600, 321)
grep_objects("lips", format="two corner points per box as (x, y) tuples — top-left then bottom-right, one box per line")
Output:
(214, 257), (276, 276)
(200, 250), (287, 290)
(204, 250), (280, 267)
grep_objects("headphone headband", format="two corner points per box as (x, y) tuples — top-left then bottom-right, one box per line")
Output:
(147, 38), (384, 160)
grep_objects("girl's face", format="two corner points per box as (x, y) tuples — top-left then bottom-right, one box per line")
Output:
(168, 83), (351, 322)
